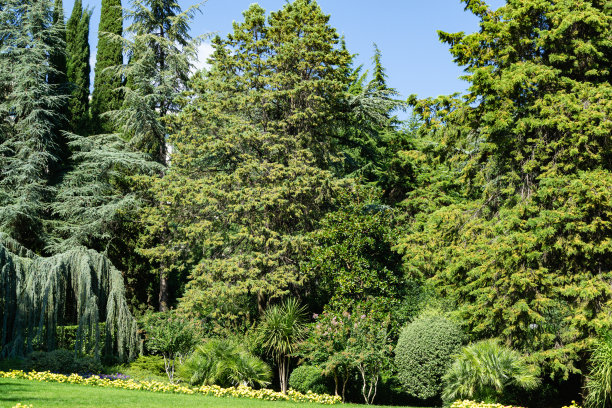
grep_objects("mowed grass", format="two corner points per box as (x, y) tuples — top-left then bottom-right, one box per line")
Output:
(0, 378), (413, 408)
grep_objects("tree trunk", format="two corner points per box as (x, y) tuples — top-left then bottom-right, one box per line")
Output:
(342, 367), (349, 402)
(279, 356), (289, 394)
(159, 271), (169, 312)
(333, 371), (339, 396)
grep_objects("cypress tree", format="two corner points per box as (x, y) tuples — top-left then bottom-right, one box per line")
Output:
(66, 0), (91, 133)
(90, 0), (123, 133)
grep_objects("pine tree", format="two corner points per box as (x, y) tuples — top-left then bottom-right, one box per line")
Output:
(138, 1), (353, 320)
(90, 0), (123, 133)
(66, 0), (91, 133)
(0, 0), (66, 252)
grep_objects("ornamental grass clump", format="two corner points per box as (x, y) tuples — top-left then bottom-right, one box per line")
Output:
(585, 333), (612, 408)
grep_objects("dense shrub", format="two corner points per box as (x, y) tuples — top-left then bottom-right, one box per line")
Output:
(289, 365), (332, 395)
(142, 311), (199, 382)
(443, 339), (539, 404)
(24, 349), (101, 374)
(127, 355), (166, 375)
(179, 338), (271, 388)
(395, 315), (464, 400)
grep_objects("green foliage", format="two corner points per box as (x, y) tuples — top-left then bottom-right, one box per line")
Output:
(288, 365), (332, 395)
(0, 242), (140, 361)
(303, 187), (407, 332)
(66, 0), (91, 133)
(56, 324), (106, 351)
(142, 311), (199, 382)
(395, 315), (464, 401)
(335, 45), (406, 183)
(257, 299), (307, 393)
(111, 0), (201, 164)
(0, 0), (66, 251)
(300, 308), (392, 404)
(142, 0), (353, 323)
(179, 339), (271, 388)
(49, 0), (68, 110)
(24, 349), (102, 374)
(126, 355), (167, 378)
(50, 132), (162, 253)
(400, 0), (612, 380)
(442, 339), (540, 404)
(91, 0), (123, 133)
(347, 311), (392, 405)
(585, 333), (612, 408)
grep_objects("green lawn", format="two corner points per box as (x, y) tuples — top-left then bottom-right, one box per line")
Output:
(0, 378), (414, 408)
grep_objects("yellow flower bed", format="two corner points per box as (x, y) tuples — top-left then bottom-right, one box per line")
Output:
(0, 370), (341, 405)
(450, 401), (526, 408)
(12, 404), (34, 408)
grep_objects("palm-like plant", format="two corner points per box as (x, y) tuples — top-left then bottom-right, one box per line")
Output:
(257, 298), (307, 394)
(585, 333), (612, 408)
(179, 339), (271, 388)
(443, 339), (540, 403)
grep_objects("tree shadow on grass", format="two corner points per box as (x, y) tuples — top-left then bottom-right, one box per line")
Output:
(0, 379), (56, 406)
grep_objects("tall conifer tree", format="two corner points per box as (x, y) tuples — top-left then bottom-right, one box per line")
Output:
(91, 0), (123, 133)
(138, 1), (353, 318)
(401, 0), (612, 381)
(49, 0), (67, 87)
(0, 0), (66, 251)
(66, 0), (91, 133)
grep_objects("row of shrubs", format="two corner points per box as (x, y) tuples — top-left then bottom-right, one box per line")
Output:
(14, 315), (539, 406)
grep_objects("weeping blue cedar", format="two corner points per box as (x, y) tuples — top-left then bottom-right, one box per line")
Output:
(0, 236), (139, 361)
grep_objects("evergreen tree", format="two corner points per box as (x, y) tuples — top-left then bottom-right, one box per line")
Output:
(335, 44), (406, 188)
(401, 0), (612, 380)
(49, 0), (67, 87)
(112, 0), (201, 164)
(90, 0), (123, 134)
(48, 0), (70, 161)
(138, 1), (353, 320)
(98, 0), (203, 311)
(0, 0), (66, 252)
(66, 0), (91, 133)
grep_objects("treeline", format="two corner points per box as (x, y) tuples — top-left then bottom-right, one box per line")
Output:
(1, 0), (611, 406)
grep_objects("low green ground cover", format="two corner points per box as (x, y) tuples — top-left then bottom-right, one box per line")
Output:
(0, 378), (414, 408)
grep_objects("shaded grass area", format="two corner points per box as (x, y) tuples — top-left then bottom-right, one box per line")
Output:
(0, 378), (416, 408)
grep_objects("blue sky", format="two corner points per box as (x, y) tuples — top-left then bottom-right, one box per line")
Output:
(63, 0), (505, 101)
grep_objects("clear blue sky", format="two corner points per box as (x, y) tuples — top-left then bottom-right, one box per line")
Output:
(63, 0), (505, 101)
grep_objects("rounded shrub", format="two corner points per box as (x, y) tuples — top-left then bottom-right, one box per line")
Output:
(395, 315), (464, 400)
(289, 365), (332, 395)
